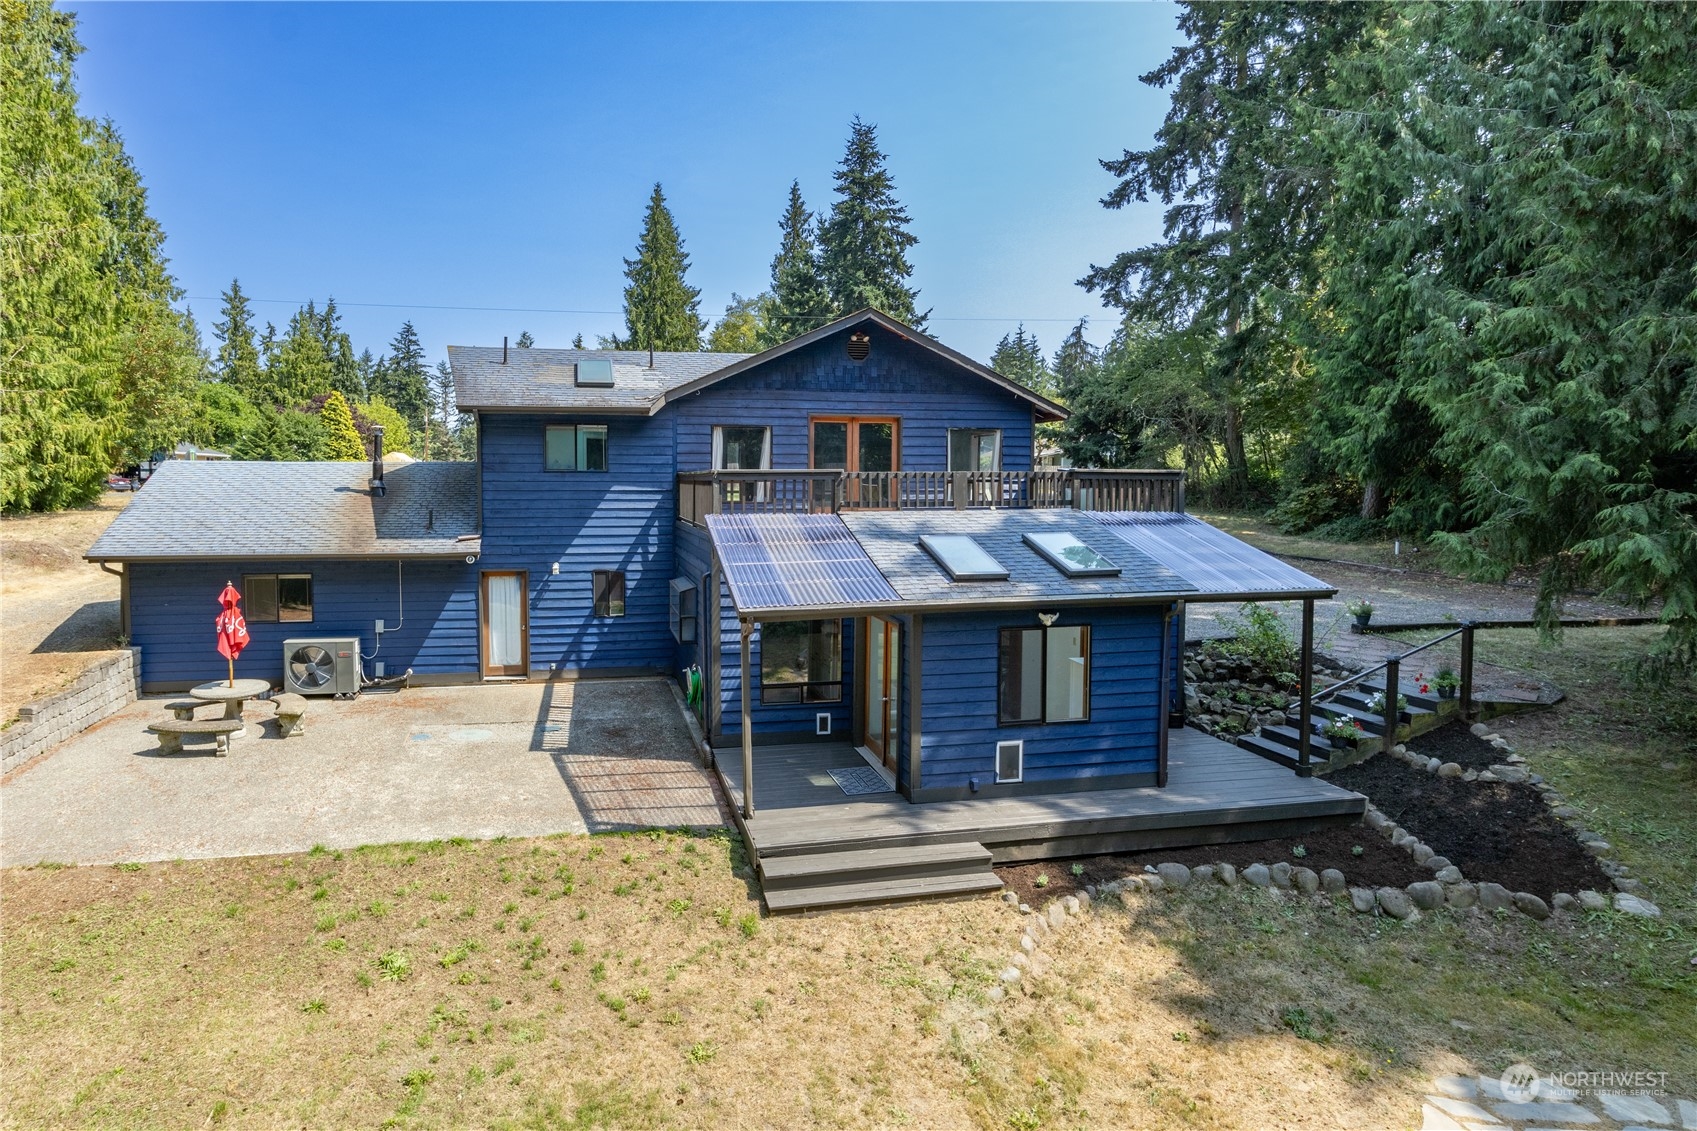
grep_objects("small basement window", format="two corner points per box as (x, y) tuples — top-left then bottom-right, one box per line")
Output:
(592, 570), (626, 617)
(919, 534), (1009, 582)
(243, 574), (313, 623)
(545, 424), (609, 472)
(1023, 530), (1121, 578)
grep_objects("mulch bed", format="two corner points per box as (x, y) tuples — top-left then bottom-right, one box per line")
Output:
(1328, 755), (1611, 901)
(995, 824), (1429, 907)
(1405, 719), (1503, 771)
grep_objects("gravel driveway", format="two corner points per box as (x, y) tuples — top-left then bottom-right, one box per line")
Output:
(0, 677), (723, 867)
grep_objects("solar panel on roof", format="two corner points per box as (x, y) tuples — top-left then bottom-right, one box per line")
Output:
(918, 534), (1009, 582)
(1022, 530), (1121, 578)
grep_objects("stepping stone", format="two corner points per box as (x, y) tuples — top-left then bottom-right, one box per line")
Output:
(1431, 1076), (1478, 1100)
(1597, 1093), (1671, 1124)
(1680, 1099), (1697, 1129)
(1426, 1095), (1501, 1123)
(1421, 1104), (1470, 1130)
(1489, 1101), (1599, 1123)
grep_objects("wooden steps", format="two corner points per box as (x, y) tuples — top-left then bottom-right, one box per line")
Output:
(759, 841), (1003, 914)
(1236, 677), (1455, 773)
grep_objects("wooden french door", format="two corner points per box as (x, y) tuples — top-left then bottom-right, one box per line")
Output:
(812, 417), (899, 506)
(862, 617), (901, 771)
(480, 571), (528, 678)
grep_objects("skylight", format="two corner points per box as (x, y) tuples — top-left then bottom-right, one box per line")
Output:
(575, 359), (615, 388)
(1023, 530), (1121, 578)
(919, 534), (1009, 582)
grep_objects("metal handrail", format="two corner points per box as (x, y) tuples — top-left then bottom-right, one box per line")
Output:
(1294, 623), (1476, 754)
(1307, 625), (1467, 704)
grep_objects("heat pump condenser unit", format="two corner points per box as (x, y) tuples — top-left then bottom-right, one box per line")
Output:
(283, 637), (361, 696)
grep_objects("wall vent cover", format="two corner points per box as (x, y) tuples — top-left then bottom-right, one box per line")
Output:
(846, 331), (871, 361)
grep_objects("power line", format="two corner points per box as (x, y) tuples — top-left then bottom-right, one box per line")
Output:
(185, 296), (1093, 325)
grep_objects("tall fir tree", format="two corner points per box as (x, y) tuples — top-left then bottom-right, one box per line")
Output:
(369, 321), (432, 429)
(263, 304), (333, 408)
(760, 181), (835, 347)
(213, 279), (262, 398)
(618, 183), (705, 351)
(990, 325), (1054, 397)
(1051, 319), (1100, 402)
(514, 331), (534, 348)
(818, 119), (924, 327)
(317, 297), (364, 401)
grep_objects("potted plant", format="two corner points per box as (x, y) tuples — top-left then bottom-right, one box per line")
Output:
(1366, 689), (1410, 720)
(1321, 714), (1366, 749)
(1346, 599), (1374, 630)
(1433, 667), (1460, 700)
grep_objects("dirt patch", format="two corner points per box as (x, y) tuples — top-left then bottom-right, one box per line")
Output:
(996, 823), (1428, 907)
(1406, 719), (1502, 771)
(0, 539), (78, 571)
(1329, 755), (1612, 900)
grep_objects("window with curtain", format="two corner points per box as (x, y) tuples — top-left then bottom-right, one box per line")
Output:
(997, 624), (1090, 724)
(545, 424), (609, 471)
(713, 425), (770, 504)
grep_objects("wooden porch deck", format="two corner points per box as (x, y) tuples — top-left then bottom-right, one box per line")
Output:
(714, 727), (1368, 865)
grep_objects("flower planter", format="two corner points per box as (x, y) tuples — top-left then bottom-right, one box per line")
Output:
(1437, 687), (1457, 700)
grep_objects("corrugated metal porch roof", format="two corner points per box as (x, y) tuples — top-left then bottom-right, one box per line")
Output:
(706, 513), (900, 613)
(1091, 512), (1333, 597)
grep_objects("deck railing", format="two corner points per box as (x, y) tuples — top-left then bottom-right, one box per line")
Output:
(677, 467), (1185, 524)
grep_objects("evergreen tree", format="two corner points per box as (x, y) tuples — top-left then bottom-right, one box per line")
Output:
(514, 331), (534, 348)
(263, 304), (333, 408)
(707, 293), (771, 353)
(990, 325), (1054, 397)
(0, 2), (198, 510)
(234, 407), (326, 461)
(571, 333), (585, 349)
(1081, 2), (1385, 500)
(317, 297), (364, 401)
(187, 382), (262, 452)
(617, 183), (705, 351)
(761, 181), (835, 346)
(369, 321), (432, 429)
(213, 279), (262, 399)
(317, 390), (365, 461)
(1051, 319), (1100, 402)
(819, 119), (924, 326)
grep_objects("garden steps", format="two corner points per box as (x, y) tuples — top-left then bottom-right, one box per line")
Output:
(1234, 678), (1460, 773)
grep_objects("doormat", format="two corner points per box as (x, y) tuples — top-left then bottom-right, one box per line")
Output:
(828, 766), (895, 796)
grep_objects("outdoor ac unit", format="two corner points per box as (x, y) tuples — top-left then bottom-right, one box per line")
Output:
(283, 637), (361, 697)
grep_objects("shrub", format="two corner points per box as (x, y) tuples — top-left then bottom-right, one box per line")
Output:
(1216, 602), (1297, 673)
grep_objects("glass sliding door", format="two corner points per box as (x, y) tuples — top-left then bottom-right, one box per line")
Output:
(862, 617), (900, 771)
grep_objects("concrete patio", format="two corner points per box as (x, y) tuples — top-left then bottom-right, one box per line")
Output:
(0, 677), (724, 867)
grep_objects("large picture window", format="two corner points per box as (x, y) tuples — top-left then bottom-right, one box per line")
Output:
(998, 624), (1090, 724)
(760, 619), (843, 704)
(545, 424), (609, 471)
(243, 574), (313, 623)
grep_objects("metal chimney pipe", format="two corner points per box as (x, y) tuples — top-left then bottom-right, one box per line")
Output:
(370, 426), (386, 496)
(502, 336), (509, 365)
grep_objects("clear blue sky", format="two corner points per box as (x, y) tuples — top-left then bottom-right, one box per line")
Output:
(72, 2), (1181, 366)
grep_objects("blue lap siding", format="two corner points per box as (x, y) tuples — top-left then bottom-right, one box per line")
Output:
(917, 606), (1166, 796)
(127, 558), (478, 691)
(478, 412), (676, 674)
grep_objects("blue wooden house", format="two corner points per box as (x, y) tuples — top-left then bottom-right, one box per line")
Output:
(89, 310), (1363, 909)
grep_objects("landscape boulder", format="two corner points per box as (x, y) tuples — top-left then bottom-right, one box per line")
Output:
(1348, 888), (1377, 914)
(1406, 881), (1445, 910)
(1445, 882), (1478, 909)
(1242, 863), (1271, 888)
(1376, 887), (1416, 920)
(1319, 868), (1347, 894)
(1269, 861), (1293, 889)
(1156, 862), (1192, 889)
(1577, 890), (1609, 912)
(1215, 862), (1238, 887)
(1477, 882), (1515, 912)
(1292, 867), (1319, 895)
(1613, 893), (1662, 918)
(1513, 892), (1551, 920)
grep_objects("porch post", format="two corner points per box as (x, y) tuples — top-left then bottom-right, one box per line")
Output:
(907, 614), (923, 797)
(1157, 602), (1175, 787)
(739, 618), (755, 820)
(1297, 598), (1314, 777)
(1459, 621), (1476, 723)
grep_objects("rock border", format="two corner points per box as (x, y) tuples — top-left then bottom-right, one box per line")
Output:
(1375, 727), (1661, 918)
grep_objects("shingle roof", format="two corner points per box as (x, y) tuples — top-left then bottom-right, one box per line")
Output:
(86, 460), (481, 561)
(447, 346), (746, 414)
(704, 509), (1336, 616)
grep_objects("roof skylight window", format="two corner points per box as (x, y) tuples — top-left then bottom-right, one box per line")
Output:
(919, 534), (1009, 582)
(575, 359), (615, 387)
(1023, 530), (1121, 578)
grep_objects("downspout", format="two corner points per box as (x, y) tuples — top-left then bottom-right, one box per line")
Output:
(99, 561), (130, 641)
(1157, 601), (1176, 788)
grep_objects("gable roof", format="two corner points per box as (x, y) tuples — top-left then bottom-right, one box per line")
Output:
(86, 460), (481, 562)
(445, 311), (1067, 421)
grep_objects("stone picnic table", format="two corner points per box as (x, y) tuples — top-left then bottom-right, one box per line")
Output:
(189, 679), (272, 738)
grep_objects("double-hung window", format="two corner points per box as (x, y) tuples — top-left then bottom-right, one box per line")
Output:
(759, 619), (843, 704)
(545, 424), (609, 472)
(712, 425), (771, 504)
(243, 574), (313, 623)
(997, 625), (1090, 724)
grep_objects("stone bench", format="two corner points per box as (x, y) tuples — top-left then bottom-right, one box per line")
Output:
(272, 693), (308, 738)
(146, 717), (246, 757)
(163, 699), (225, 722)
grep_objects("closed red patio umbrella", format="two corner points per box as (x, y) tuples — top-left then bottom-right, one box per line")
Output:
(215, 581), (250, 687)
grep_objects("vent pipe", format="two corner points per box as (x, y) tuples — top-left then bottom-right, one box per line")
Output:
(369, 426), (386, 497)
(648, 345), (655, 369)
(502, 336), (509, 365)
